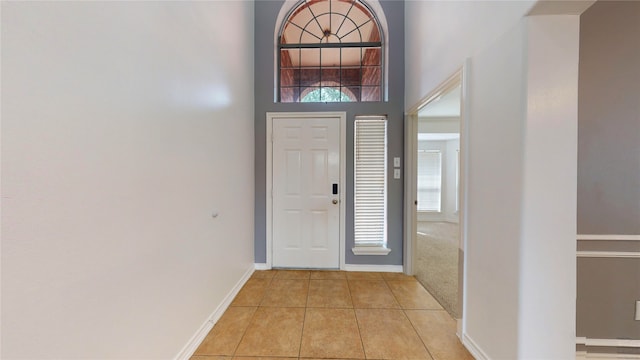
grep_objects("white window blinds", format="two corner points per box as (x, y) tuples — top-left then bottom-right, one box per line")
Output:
(354, 116), (387, 247)
(417, 150), (442, 212)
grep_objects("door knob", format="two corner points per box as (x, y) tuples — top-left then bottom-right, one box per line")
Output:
(332, 199), (338, 204)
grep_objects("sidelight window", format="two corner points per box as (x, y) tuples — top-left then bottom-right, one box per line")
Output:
(353, 116), (390, 255)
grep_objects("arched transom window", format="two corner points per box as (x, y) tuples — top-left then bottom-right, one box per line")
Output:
(278, 0), (384, 103)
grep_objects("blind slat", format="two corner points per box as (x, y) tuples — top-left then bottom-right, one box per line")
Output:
(354, 117), (387, 246)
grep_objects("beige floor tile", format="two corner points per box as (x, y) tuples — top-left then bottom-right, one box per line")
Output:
(261, 279), (309, 307)
(194, 307), (256, 356)
(252, 270), (277, 280)
(273, 270), (311, 279)
(382, 272), (417, 281)
(387, 281), (443, 310)
(232, 278), (272, 306)
(355, 309), (432, 359)
(235, 307), (305, 357)
(310, 270), (346, 280)
(307, 280), (353, 308)
(299, 308), (365, 359)
(405, 310), (474, 360)
(191, 356), (231, 360)
(349, 280), (400, 309)
(345, 271), (383, 280)
(233, 357), (295, 360)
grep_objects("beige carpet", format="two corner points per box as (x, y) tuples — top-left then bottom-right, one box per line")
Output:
(415, 221), (460, 318)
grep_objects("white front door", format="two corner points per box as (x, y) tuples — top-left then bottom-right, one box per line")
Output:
(272, 115), (341, 268)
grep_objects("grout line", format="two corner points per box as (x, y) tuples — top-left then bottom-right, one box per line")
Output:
(229, 306), (259, 357)
(344, 274), (369, 358)
(403, 308), (436, 360)
(255, 273), (276, 307)
(353, 307), (368, 360)
(298, 285), (311, 359)
(381, 277), (402, 309)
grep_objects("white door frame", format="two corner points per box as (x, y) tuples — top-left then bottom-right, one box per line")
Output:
(266, 112), (347, 270)
(404, 62), (469, 333)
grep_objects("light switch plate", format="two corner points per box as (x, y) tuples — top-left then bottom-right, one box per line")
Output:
(394, 169), (401, 179)
(635, 301), (640, 321)
(393, 157), (401, 168)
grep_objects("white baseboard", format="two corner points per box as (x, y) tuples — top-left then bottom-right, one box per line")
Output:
(577, 337), (640, 348)
(174, 265), (255, 360)
(576, 337), (640, 360)
(577, 234), (640, 241)
(342, 264), (403, 272)
(462, 333), (490, 360)
(256, 262), (401, 272)
(577, 351), (640, 359)
(577, 251), (640, 259)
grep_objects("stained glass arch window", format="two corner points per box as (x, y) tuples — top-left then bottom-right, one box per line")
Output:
(277, 0), (385, 103)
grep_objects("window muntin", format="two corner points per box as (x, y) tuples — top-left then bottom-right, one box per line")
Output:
(278, 0), (383, 103)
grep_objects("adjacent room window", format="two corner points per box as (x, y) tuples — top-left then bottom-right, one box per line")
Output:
(417, 150), (442, 212)
(353, 116), (390, 255)
(278, 0), (384, 103)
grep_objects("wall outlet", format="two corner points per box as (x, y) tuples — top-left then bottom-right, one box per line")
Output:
(635, 301), (640, 321)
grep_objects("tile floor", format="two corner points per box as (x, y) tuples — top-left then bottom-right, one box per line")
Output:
(192, 270), (474, 360)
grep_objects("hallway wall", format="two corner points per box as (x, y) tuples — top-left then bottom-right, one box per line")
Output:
(405, 3), (536, 358)
(406, 2), (584, 359)
(1, 1), (255, 358)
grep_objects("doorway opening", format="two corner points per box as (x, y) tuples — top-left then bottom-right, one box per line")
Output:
(404, 69), (466, 322)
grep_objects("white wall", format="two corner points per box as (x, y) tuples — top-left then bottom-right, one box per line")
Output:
(404, 0), (536, 108)
(406, 2), (583, 359)
(1, 1), (254, 358)
(518, 15), (579, 359)
(465, 23), (527, 358)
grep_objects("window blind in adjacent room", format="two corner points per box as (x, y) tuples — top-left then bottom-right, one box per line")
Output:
(417, 150), (442, 212)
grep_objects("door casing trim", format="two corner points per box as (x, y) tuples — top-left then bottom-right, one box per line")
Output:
(266, 112), (347, 270)
(404, 61), (469, 335)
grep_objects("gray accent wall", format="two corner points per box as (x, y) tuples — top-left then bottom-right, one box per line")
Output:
(577, 0), (640, 235)
(253, 0), (405, 265)
(577, 0), (640, 345)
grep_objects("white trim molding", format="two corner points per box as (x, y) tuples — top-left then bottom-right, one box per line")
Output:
(576, 337), (640, 360)
(462, 333), (489, 360)
(254, 263), (270, 270)
(577, 353), (640, 359)
(352, 246), (392, 256)
(342, 264), (403, 273)
(577, 251), (640, 259)
(577, 234), (640, 241)
(577, 337), (640, 348)
(174, 265), (254, 360)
